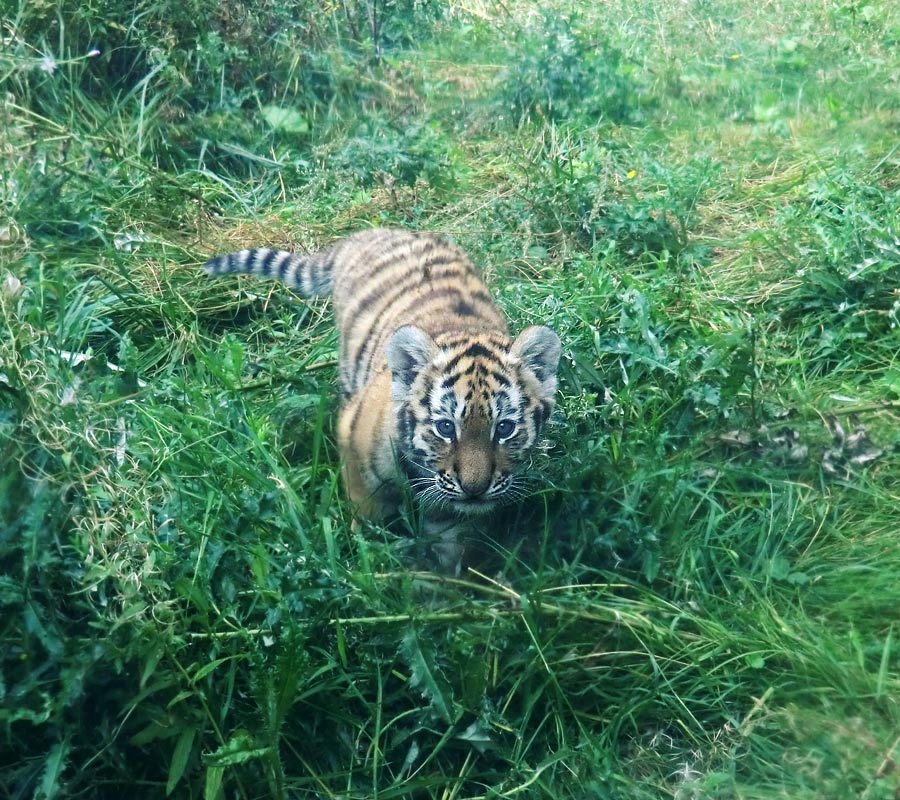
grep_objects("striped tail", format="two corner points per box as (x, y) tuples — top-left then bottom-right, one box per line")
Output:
(203, 248), (334, 298)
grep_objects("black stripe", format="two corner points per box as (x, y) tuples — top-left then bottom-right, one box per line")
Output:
(345, 397), (365, 437)
(261, 249), (279, 277)
(398, 407), (416, 444)
(538, 399), (552, 425)
(419, 376), (434, 405)
(443, 342), (503, 374)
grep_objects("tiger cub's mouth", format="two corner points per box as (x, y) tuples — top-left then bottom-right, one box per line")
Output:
(409, 474), (506, 517)
(448, 494), (497, 516)
(441, 477), (519, 517)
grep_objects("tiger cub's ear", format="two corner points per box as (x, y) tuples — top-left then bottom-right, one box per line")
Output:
(386, 325), (437, 396)
(509, 325), (562, 395)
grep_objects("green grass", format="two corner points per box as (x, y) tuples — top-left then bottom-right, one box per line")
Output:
(3, 0), (900, 797)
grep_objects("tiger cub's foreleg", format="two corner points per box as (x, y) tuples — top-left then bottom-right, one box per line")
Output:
(336, 372), (398, 523)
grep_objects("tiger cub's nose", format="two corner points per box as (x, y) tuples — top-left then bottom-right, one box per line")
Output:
(458, 467), (492, 498)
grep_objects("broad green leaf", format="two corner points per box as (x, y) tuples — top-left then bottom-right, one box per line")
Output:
(399, 628), (455, 724)
(37, 739), (69, 800)
(261, 105), (309, 134)
(166, 727), (196, 796)
(204, 766), (224, 800)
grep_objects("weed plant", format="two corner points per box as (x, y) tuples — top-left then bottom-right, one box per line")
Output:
(2, 0), (900, 798)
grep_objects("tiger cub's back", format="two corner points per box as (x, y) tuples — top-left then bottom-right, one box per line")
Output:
(327, 229), (508, 395)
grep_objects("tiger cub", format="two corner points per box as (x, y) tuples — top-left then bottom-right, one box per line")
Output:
(204, 228), (561, 570)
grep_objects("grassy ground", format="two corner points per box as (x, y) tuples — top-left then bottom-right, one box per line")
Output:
(3, 0), (900, 797)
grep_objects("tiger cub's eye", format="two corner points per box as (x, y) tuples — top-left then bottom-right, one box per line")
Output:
(495, 419), (517, 439)
(434, 419), (456, 438)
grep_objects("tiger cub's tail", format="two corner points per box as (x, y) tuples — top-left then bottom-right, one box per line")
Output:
(203, 247), (334, 298)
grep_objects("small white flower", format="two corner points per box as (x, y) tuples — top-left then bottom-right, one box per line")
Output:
(39, 56), (56, 74)
(87, 49), (101, 58)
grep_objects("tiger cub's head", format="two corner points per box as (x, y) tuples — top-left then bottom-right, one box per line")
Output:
(387, 325), (562, 516)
